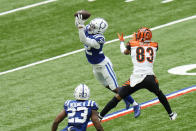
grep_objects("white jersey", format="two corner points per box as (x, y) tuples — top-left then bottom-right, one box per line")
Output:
(127, 41), (158, 75)
(126, 41), (158, 87)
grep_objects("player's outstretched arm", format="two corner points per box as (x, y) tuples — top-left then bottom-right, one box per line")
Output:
(91, 110), (104, 131)
(117, 33), (130, 55)
(75, 15), (100, 48)
(51, 110), (67, 131)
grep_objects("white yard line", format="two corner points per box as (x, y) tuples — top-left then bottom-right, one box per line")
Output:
(168, 64), (196, 75)
(0, 15), (196, 76)
(88, 0), (96, 2)
(125, 0), (135, 2)
(161, 0), (174, 4)
(0, 0), (57, 16)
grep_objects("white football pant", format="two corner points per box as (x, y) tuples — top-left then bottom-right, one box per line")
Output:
(92, 57), (118, 90)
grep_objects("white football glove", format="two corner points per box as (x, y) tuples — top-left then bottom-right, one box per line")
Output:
(75, 14), (85, 28)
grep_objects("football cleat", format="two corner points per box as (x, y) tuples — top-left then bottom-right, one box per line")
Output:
(169, 112), (177, 120)
(133, 104), (141, 118)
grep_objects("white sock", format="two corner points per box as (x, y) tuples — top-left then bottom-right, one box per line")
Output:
(169, 112), (174, 117)
(132, 101), (138, 106)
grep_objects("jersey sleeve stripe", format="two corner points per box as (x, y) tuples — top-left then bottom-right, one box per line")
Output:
(91, 101), (95, 107)
(87, 100), (91, 106)
(65, 100), (70, 106)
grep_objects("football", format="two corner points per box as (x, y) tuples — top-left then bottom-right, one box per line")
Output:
(74, 10), (91, 20)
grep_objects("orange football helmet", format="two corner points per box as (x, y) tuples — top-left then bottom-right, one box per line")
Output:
(137, 27), (152, 42)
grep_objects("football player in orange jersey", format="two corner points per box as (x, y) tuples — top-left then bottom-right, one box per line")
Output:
(98, 27), (177, 121)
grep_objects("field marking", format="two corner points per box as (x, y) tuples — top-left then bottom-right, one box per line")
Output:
(87, 85), (196, 127)
(168, 64), (196, 75)
(88, 0), (96, 2)
(125, 0), (135, 2)
(0, 0), (57, 16)
(161, 0), (174, 4)
(0, 15), (196, 76)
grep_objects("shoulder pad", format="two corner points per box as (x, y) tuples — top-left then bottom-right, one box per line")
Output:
(149, 42), (158, 48)
(64, 100), (71, 107)
(128, 40), (140, 47)
(92, 101), (99, 110)
(87, 100), (99, 110)
(85, 24), (90, 31)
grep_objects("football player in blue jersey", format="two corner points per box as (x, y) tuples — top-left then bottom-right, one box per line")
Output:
(75, 14), (140, 118)
(52, 84), (104, 131)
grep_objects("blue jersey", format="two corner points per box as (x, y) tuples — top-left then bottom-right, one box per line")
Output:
(84, 25), (105, 64)
(62, 100), (98, 131)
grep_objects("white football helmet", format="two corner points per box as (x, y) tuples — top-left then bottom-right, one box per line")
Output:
(88, 18), (108, 34)
(74, 84), (90, 100)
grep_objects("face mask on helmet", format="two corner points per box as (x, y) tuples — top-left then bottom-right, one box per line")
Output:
(88, 18), (108, 34)
(74, 84), (90, 100)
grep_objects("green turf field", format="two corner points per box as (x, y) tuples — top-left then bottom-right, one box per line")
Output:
(0, 0), (196, 131)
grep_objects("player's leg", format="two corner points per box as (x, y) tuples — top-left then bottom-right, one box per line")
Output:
(105, 85), (136, 110)
(145, 75), (177, 120)
(105, 59), (136, 105)
(93, 68), (108, 87)
(119, 81), (142, 118)
(101, 57), (119, 92)
(119, 80), (140, 117)
(105, 84), (136, 110)
(99, 92), (123, 119)
(99, 81), (141, 119)
(103, 61), (139, 110)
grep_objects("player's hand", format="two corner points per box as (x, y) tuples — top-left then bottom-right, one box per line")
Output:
(75, 14), (85, 28)
(117, 33), (124, 42)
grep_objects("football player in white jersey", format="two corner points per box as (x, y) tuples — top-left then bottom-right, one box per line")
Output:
(51, 84), (104, 131)
(98, 27), (177, 121)
(75, 14), (140, 118)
